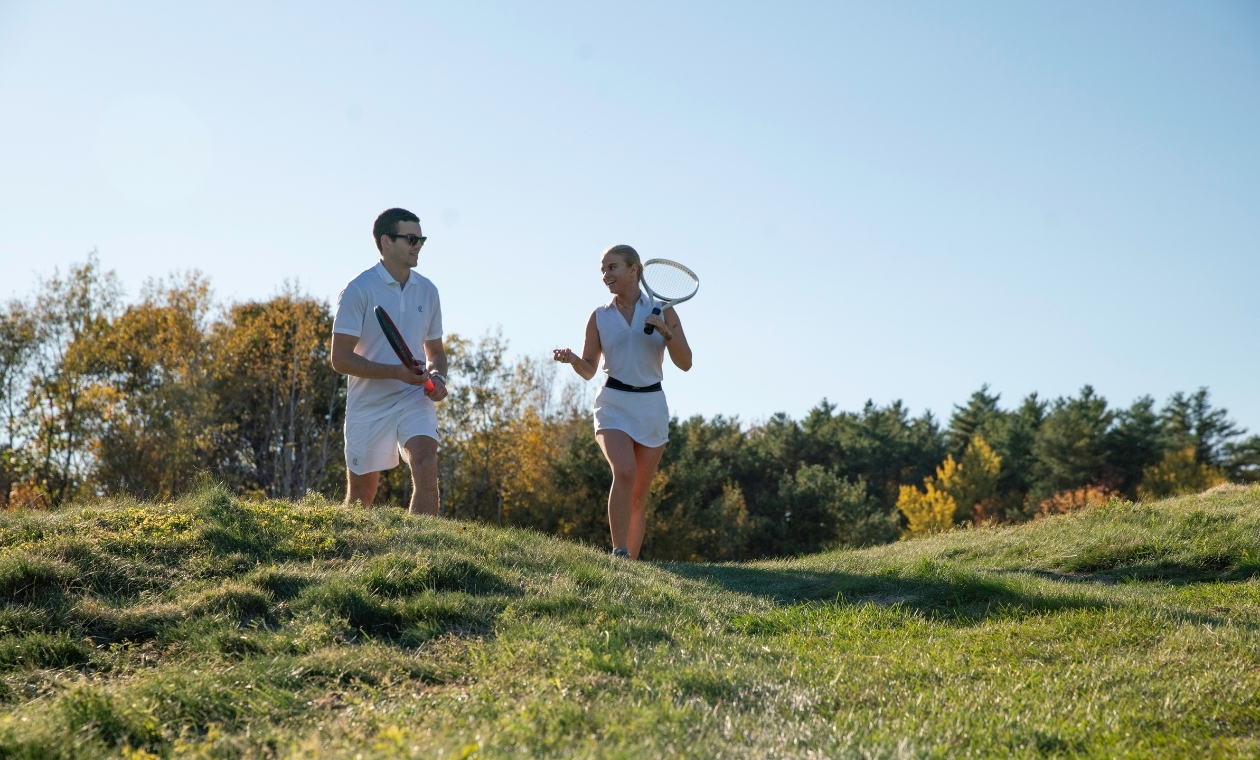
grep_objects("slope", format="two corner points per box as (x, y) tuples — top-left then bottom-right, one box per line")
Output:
(1, 482), (1258, 758)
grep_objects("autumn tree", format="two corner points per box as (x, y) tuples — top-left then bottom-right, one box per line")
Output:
(896, 480), (957, 536)
(897, 435), (1001, 535)
(438, 331), (584, 524)
(211, 289), (343, 499)
(90, 273), (219, 499)
(0, 299), (37, 506)
(24, 253), (122, 505)
(1136, 446), (1227, 501)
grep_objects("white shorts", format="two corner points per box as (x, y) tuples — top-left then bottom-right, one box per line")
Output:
(593, 385), (669, 448)
(344, 404), (438, 475)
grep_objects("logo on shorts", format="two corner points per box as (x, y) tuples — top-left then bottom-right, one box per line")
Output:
(352, 457), (359, 466)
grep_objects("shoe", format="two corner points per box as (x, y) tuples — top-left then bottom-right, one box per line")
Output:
(612, 547), (631, 559)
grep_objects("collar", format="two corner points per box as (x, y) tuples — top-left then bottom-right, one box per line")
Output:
(374, 260), (414, 288)
(607, 289), (648, 310)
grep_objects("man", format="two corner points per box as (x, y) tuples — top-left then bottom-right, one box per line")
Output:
(331, 208), (448, 514)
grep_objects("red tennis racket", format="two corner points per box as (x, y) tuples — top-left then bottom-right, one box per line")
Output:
(374, 305), (435, 393)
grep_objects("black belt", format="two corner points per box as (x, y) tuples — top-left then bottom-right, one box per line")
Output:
(605, 376), (662, 393)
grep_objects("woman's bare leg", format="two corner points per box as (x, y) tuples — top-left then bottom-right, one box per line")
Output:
(595, 430), (637, 552)
(628, 441), (666, 559)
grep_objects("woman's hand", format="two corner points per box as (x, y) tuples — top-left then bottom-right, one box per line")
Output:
(554, 312), (602, 381)
(643, 313), (674, 341)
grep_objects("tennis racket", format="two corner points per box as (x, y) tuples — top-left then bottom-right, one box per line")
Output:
(641, 259), (699, 335)
(374, 305), (435, 393)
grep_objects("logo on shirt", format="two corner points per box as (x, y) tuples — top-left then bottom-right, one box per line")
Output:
(417, 305), (423, 313)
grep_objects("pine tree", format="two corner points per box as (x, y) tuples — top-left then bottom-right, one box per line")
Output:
(948, 385), (1003, 458)
(1030, 386), (1112, 504)
(1105, 396), (1166, 498)
(1223, 436), (1260, 483)
(987, 393), (1045, 506)
(1160, 388), (1243, 467)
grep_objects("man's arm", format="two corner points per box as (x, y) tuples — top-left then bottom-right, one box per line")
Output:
(330, 333), (429, 386)
(422, 338), (449, 401)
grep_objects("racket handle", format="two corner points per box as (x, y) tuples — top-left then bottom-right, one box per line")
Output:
(644, 306), (661, 335)
(413, 362), (435, 393)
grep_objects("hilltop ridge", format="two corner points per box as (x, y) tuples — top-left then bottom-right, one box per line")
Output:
(1, 483), (1258, 757)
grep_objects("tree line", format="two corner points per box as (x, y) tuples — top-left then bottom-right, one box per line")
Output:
(2, 255), (1257, 560)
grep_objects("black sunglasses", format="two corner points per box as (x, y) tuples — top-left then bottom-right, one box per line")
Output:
(388, 233), (427, 247)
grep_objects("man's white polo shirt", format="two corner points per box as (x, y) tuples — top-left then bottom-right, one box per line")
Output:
(332, 261), (443, 423)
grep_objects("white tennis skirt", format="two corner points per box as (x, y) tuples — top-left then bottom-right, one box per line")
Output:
(593, 385), (669, 448)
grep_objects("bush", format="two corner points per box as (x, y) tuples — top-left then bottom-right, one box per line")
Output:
(775, 465), (893, 552)
(1036, 486), (1118, 517)
(1137, 447), (1228, 501)
(897, 482), (956, 536)
(899, 436), (1002, 535)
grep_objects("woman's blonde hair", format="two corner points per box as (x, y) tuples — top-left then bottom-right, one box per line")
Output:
(603, 244), (643, 282)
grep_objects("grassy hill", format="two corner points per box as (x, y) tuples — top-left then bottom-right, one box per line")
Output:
(1, 482), (1258, 758)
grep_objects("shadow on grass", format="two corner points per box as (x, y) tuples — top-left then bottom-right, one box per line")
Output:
(1034, 560), (1260, 585)
(662, 560), (1260, 630)
(659, 562), (1110, 623)
(1021, 564), (1260, 588)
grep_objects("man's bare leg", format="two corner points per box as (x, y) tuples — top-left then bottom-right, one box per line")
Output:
(346, 470), (380, 508)
(402, 435), (440, 516)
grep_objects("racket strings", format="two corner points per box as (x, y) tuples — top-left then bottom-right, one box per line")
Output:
(642, 263), (698, 301)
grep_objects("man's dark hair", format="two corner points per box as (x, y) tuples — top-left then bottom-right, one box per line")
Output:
(373, 208), (420, 251)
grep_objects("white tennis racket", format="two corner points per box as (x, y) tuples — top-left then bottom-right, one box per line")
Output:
(641, 259), (699, 335)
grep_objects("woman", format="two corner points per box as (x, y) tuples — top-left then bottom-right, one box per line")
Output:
(553, 244), (693, 559)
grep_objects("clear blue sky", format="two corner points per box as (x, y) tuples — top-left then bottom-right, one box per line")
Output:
(2, 1), (1258, 431)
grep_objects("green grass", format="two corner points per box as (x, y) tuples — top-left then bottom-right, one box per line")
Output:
(1, 482), (1259, 758)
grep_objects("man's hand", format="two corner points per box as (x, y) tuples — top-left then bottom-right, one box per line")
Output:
(395, 363), (430, 387)
(425, 375), (448, 402)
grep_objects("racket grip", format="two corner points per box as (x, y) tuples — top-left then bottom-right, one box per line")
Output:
(412, 361), (435, 393)
(644, 307), (661, 335)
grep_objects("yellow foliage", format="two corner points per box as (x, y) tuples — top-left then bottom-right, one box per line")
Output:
(1137, 446), (1227, 501)
(439, 335), (583, 524)
(951, 436), (1001, 512)
(1036, 485), (1117, 518)
(898, 436), (1002, 535)
(6, 480), (49, 510)
(897, 482), (957, 536)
